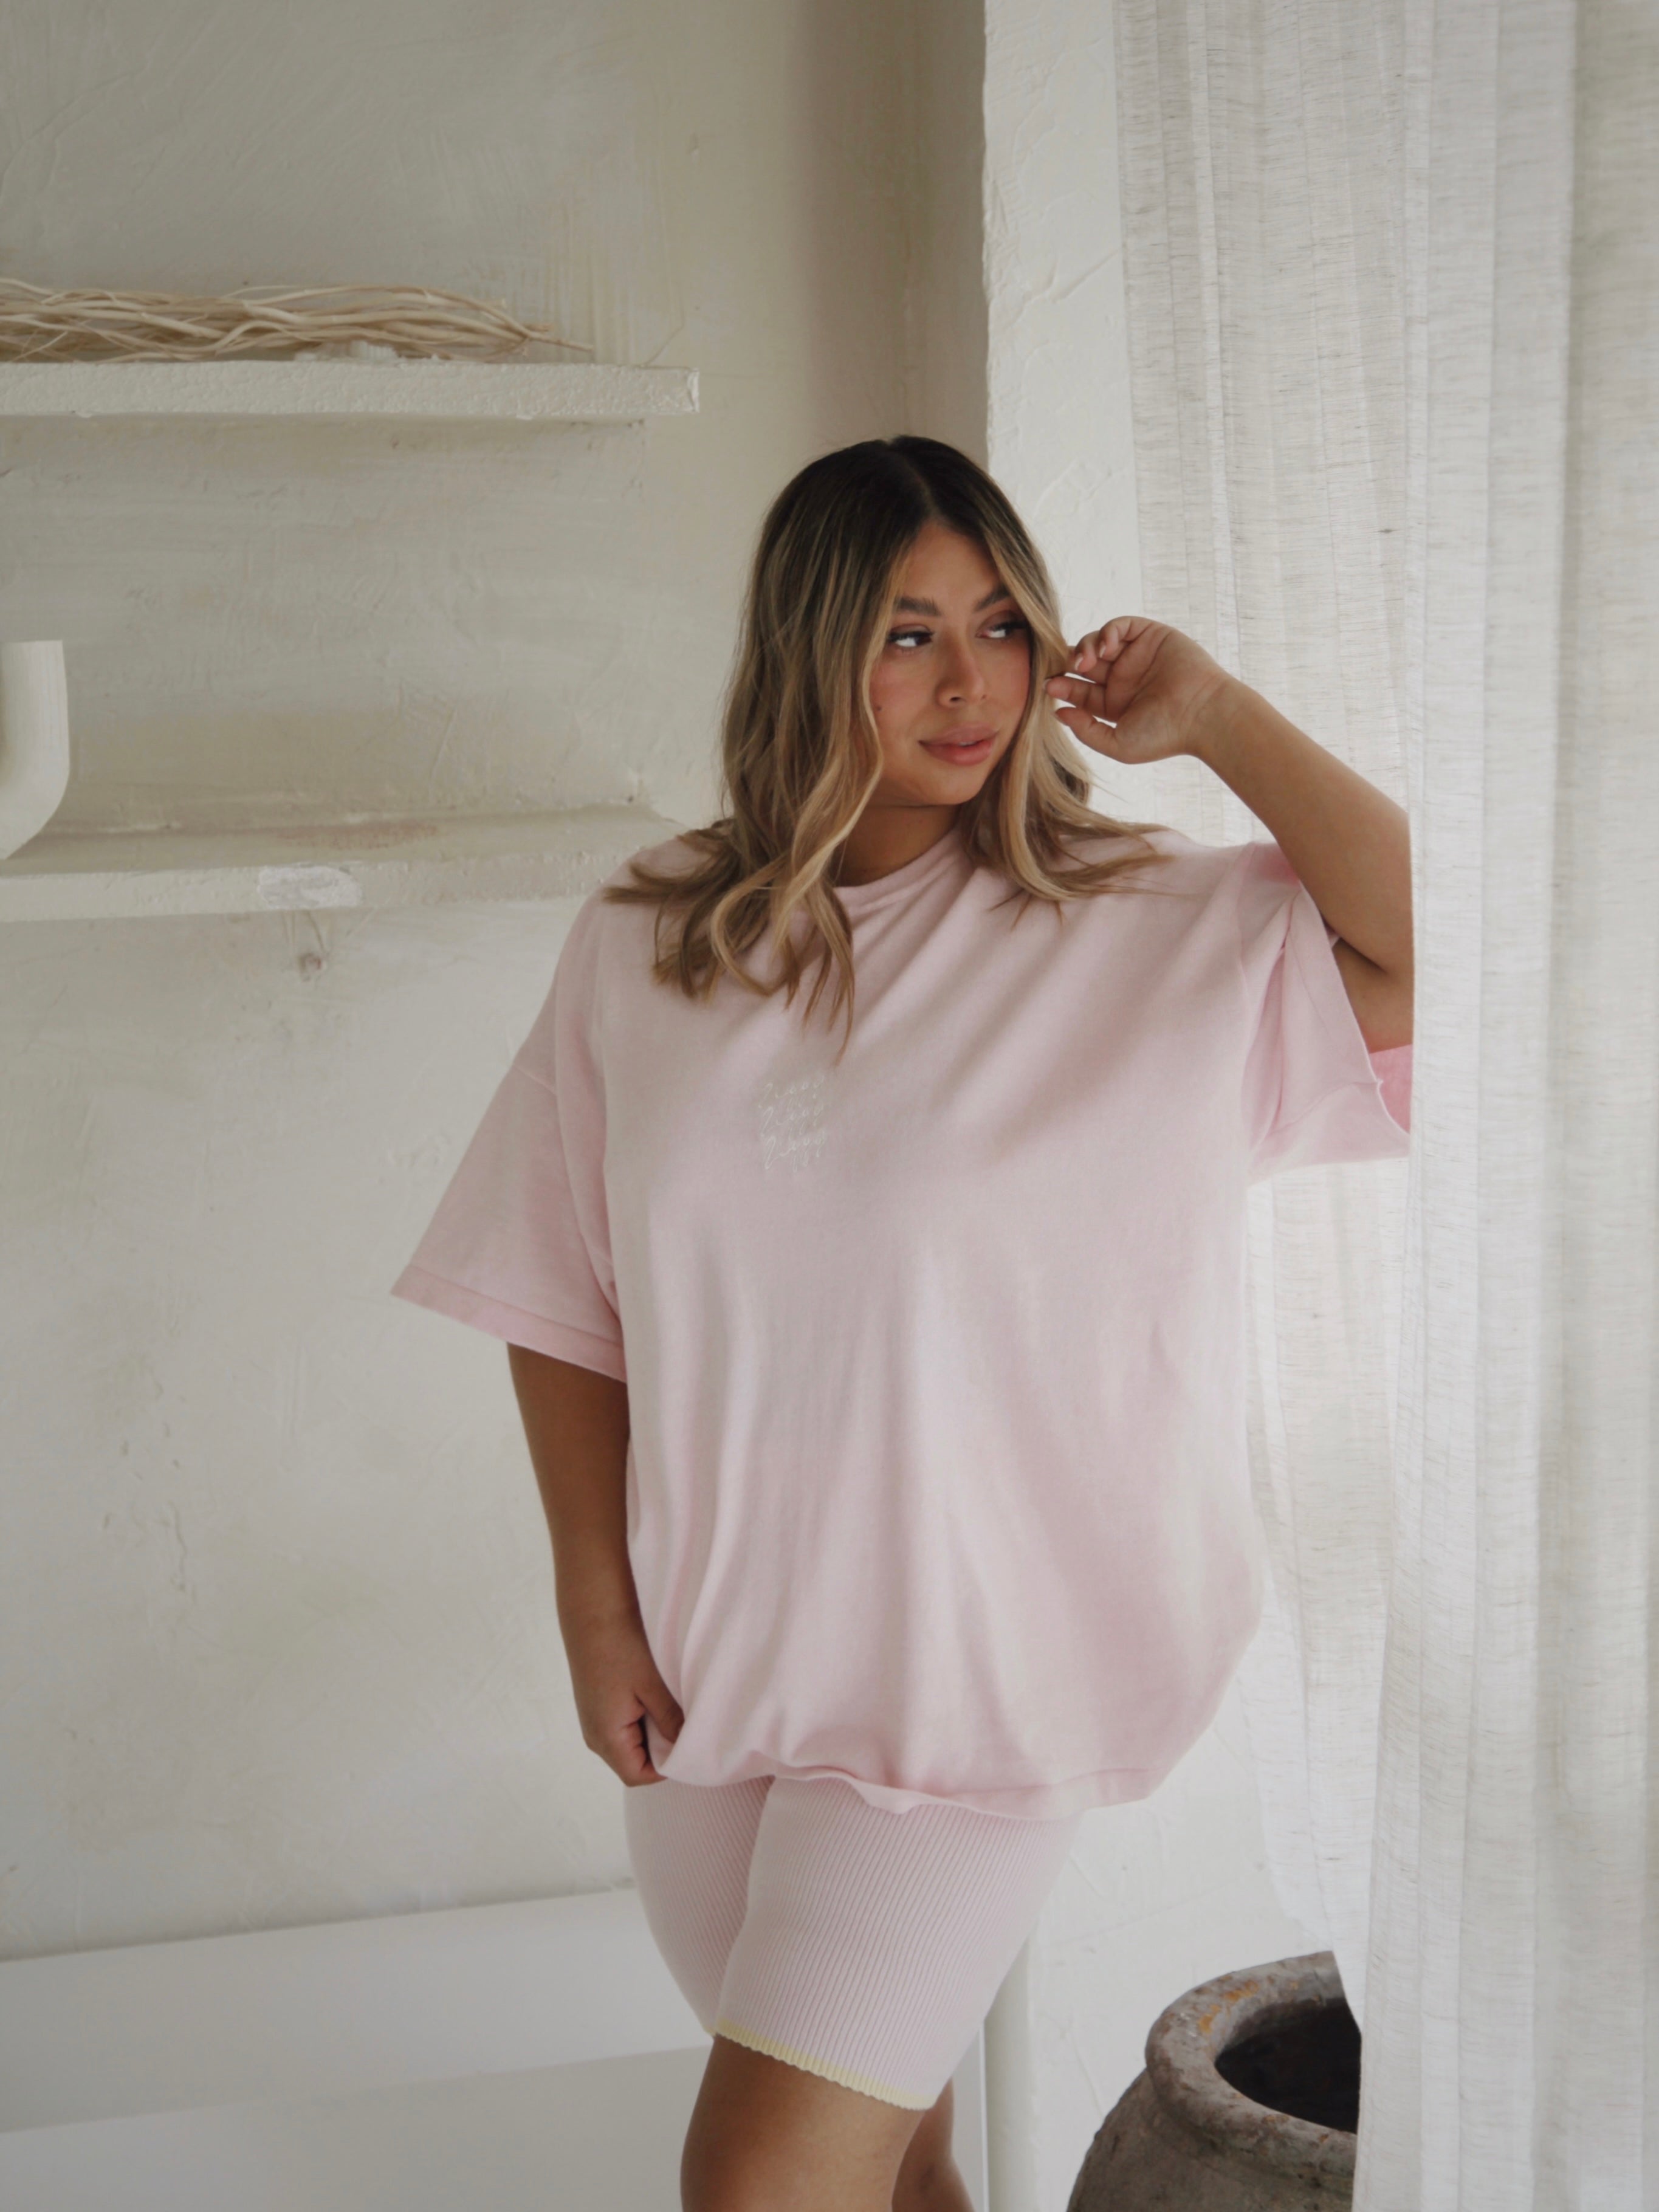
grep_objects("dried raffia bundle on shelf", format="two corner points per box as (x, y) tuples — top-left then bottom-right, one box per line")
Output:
(0, 280), (592, 363)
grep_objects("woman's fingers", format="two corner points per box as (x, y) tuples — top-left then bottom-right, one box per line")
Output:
(611, 1674), (684, 1787)
(563, 1606), (687, 1785)
(1069, 614), (1149, 674)
(640, 1674), (685, 1746)
(1051, 616), (1163, 726)
(603, 1695), (664, 1785)
(613, 1719), (658, 1785)
(1046, 670), (1111, 719)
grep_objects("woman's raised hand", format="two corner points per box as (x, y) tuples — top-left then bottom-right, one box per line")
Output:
(1044, 616), (1238, 768)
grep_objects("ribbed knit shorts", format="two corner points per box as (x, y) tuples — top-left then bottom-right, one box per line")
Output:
(622, 1772), (1084, 2110)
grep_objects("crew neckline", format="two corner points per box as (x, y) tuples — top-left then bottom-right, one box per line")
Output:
(832, 823), (969, 915)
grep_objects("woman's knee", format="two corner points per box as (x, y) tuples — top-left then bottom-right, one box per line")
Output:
(891, 2080), (965, 2212)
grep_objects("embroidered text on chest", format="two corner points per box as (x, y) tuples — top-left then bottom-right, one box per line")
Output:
(754, 1070), (829, 1174)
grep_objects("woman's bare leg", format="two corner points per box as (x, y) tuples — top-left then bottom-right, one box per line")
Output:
(891, 2077), (975, 2211)
(682, 2033), (959, 2212)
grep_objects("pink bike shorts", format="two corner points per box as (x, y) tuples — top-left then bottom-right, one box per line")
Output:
(623, 1771), (1084, 2110)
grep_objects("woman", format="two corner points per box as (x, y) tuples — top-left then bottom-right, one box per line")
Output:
(392, 436), (1412, 2212)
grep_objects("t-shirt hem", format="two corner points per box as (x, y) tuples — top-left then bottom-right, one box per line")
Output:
(1237, 839), (1413, 1170)
(1290, 902), (1412, 1143)
(391, 1262), (627, 1381)
(650, 1756), (1171, 1822)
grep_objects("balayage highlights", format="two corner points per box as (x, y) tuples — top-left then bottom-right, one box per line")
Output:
(602, 435), (1174, 1055)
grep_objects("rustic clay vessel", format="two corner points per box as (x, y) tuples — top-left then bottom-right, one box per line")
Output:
(1066, 1951), (1358, 2211)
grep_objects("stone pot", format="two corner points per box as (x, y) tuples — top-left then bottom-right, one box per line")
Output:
(1066, 1951), (1358, 2211)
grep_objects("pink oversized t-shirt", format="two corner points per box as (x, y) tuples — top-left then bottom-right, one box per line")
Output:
(393, 822), (1410, 1819)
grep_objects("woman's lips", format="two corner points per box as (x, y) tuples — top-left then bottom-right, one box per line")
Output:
(921, 726), (997, 764)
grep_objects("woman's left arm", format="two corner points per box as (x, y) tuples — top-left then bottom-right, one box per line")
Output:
(1046, 617), (1413, 1053)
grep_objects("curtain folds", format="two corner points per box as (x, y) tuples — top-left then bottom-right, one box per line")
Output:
(1110, 2), (1658, 2203)
(1110, 0), (1415, 2014)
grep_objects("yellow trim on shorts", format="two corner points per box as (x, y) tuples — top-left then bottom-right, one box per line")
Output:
(712, 2016), (932, 2109)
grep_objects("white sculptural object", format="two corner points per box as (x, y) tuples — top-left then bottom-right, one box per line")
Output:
(0, 641), (69, 859)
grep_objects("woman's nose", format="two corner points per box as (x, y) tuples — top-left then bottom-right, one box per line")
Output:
(938, 639), (990, 702)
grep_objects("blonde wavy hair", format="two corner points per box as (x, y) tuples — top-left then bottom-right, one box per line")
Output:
(602, 434), (1175, 1054)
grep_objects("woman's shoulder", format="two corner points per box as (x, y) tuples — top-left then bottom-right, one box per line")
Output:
(562, 826), (706, 939)
(614, 825), (707, 882)
(1031, 823), (1273, 961)
(1060, 817), (1254, 888)
(551, 825), (718, 997)
(586, 824), (704, 899)
(537, 828), (695, 994)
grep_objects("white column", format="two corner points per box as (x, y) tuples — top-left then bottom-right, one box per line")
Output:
(980, 6), (1314, 2207)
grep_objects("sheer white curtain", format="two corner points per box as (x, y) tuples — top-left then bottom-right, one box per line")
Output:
(1106, 0), (1414, 2015)
(1109, 1), (1657, 2203)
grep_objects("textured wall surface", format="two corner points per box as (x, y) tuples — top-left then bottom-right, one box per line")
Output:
(0, 0), (984, 1959)
(4, 902), (613, 1952)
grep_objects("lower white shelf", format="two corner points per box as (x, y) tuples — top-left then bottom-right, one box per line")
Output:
(0, 1887), (987, 2212)
(0, 805), (687, 922)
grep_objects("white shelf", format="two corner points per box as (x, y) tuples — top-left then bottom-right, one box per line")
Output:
(0, 360), (698, 422)
(0, 804), (687, 921)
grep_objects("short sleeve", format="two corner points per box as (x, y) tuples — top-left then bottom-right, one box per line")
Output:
(1233, 837), (1412, 1183)
(390, 896), (627, 1381)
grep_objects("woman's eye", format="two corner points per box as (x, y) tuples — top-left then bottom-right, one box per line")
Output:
(887, 618), (1026, 650)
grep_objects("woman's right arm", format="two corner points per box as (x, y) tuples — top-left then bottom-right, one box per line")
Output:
(507, 1344), (683, 1785)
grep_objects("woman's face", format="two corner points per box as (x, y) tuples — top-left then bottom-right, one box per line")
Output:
(864, 521), (1032, 809)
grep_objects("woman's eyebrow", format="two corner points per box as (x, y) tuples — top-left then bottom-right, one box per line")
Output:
(892, 586), (1017, 616)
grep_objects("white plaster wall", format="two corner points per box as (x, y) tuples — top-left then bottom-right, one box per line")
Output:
(0, 0), (984, 1959)
(0, 0), (947, 839)
(981, 7), (1318, 2207)
(3, 902), (615, 1951)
